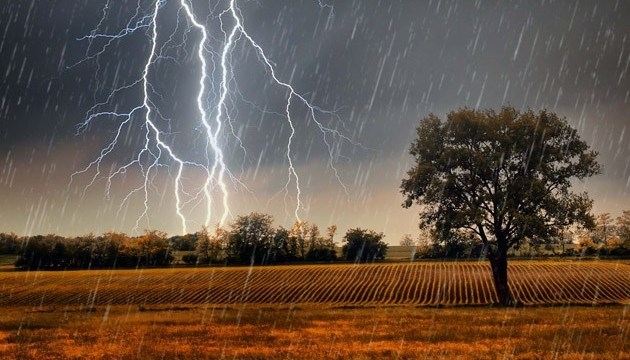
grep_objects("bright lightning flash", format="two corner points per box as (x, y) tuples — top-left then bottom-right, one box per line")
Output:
(71, 0), (356, 234)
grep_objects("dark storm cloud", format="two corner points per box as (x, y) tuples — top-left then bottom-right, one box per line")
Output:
(3, 1), (628, 154)
(0, 1), (148, 151)
(1, 0), (629, 237)
(233, 1), (629, 167)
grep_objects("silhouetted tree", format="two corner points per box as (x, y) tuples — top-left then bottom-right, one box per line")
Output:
(401, 107), (600, 306)
(342, 228), (387, 262)
(195, 225), (226, 264)
(271, 227), (293, 262)
(399, 234), (415, 247)
(67, 233), (96, 268)
(592, 213), (614, 243)
(226, 213), (276, 264)
(289, 221), (312, 260)
(168, 233), (197, 251)
(15, 234), (65, 269)
(618, 210), (630, 244)
(601, 211), (630, 256)
(136, 230), (172, 266)
(98, 232), (127, 268)
(0, 232), (20, 254)
(305, 224), (337, 262)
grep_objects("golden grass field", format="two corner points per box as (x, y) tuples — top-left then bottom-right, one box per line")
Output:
(0, 260), (629, 359)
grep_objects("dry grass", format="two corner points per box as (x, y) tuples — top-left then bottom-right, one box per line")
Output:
(0, 304), (628, 359)
(0, 261), (629, 359)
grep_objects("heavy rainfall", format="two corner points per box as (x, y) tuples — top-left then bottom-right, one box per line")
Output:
(0, 0), (629, 359)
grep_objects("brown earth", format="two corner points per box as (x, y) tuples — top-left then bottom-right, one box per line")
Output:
(1, 261), (628, 307)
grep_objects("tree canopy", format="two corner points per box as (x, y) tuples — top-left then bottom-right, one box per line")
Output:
(401, 107), (600, 305)
(224, 213), (338, 265)
(341, 228), (387, 262)
(226, 213), (276, 265)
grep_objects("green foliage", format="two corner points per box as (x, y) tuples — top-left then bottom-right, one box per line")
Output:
(616, 210), (630, 245)
(587, 211), (630, 257)
(592, 213), (615, 243)
(573, 211), (630, 258)
(0, 232), (21, 254)
(312, 225), (338, 262)
(416, 237), (484, 260)
(195, 226), (226, 264)
(96, 232), (127, 267)
(401, 107), (600, 305)
(226, 213), (277, 264)
(168, 234), (197, 251)
(289, 222), (337, 262)
(9, 213), (341, 268)
(136, 230), (172, 266)
(270, 227), (293, 262)
(576, 234), (600, 256)
(224, 215), (337, 265)
(181, 253), (198, 265)
(15, 234), (66, 269)
(401, 107), (599, 248)
(14, 231), (173, 270)
(341, 228), (387, 262)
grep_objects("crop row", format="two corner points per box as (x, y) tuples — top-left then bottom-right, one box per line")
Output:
(0, 262), (628, 307)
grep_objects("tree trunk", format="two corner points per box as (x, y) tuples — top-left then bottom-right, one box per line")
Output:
(488, 248), (514, 306)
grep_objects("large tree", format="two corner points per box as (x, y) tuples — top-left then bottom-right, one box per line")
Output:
(401, 107), (600, 306)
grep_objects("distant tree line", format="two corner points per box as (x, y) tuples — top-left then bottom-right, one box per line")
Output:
(402, 210), (630, 259)
(573, 211), (630, 257)
(0, 213), (388, 270)
(401, 229), (485, 260)
(187, 213), (339, 265)
(0, 231), (172, 270)
(185, 213), (386, 265)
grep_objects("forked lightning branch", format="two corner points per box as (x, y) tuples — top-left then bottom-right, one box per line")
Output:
(71, 0), (355, 234)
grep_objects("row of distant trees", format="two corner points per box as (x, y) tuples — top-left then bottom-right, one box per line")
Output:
(172, 213), (386, 265)
(0, 213), (388, 270)
(400, 210), (630, 259)
(189, 213), (337, 265)
(0, 230), (173, 270)
(574, 211), (630, 256)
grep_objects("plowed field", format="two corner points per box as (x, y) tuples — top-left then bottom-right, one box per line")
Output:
(1, 261), (628, 307)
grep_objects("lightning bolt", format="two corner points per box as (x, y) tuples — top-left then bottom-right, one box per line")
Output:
(73, 0), (196, 233)
(72, 0), (358, 234)
(220, 0), (360, 221)
(179, 0), (230, 228)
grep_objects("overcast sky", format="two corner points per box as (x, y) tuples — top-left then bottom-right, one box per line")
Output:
(1, 0), (629, 243)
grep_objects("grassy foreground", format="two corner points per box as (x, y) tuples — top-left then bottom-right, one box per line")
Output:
(0, 304), (628, 359)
